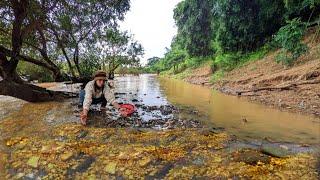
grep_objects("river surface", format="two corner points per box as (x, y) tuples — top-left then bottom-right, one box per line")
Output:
(0, 74), (319, 144)
(115, 74), (319, 144)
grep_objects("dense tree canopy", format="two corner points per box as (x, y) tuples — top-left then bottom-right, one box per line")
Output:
(150, 0), (319, 73)
(174, 0), (213, 56)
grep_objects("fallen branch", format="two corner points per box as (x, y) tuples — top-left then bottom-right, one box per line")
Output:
(235, 79), (320, 95)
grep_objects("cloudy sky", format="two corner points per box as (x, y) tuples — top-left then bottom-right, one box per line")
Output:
(120, 0), (182, 65)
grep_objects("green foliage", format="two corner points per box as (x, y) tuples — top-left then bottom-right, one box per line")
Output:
(214, 53), (240, 71)
(174, 0), (213, 56)
(162, 48), (187, 71)
(17, 61), (53, 82)
(274, 18), (308, 65)
(116, 66), (144, 75)
(0, 0), (132, 81)
(284, 0), (320, 21)
(213, 0), (285, 52)
(185, 56), (211, 68)
(147, 57), (160, 67)
(103, 29), (144, 73)
(146, 0), (315, 76)
(214, 46), (270, 71)
(79, 47), (102, 78)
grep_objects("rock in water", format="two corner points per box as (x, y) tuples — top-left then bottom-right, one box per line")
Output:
(261, 145), (292, 158)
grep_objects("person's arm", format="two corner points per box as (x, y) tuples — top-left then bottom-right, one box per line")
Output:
(81, 83), (93, 124)
(104, 86), (118, 109)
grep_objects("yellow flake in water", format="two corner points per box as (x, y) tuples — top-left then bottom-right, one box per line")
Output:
(27, 156), (40, 168)
(105, 162), (117, 174)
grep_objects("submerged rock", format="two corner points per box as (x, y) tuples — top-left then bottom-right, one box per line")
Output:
(76, 130), (88, 139)
(232, 149), (271, 165)
(261, 145), (292, 158)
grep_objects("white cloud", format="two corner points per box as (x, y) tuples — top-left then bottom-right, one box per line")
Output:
(120, 0), (182, 65)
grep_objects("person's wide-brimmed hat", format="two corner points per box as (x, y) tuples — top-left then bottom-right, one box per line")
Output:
(94, 70), (107, 81)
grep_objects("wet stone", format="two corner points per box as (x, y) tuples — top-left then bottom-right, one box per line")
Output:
(192, 156), (206, 166)
(261, 144), (292, 158)
(232, 149), (271, 165)
(83, 103), (202, 129)
(55, 136), (68, 142)
(76, 130), (88, 139)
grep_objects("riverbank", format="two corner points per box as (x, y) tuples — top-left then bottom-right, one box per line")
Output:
(167, 31), (320, 117)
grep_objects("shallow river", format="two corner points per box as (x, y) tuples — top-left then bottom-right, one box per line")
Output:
(0, 74), (319, 144)
(116, 74), (320, 144)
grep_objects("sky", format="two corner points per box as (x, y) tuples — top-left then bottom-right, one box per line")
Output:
(120, 0), (182, 65)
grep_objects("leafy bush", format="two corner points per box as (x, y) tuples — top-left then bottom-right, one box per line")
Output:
(214, 53), (240, 71)
(185, 56), (209, 68)
(274, 18), (308, 66)
(239, 45), (270, 64)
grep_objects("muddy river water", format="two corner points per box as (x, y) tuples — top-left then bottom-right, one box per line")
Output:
(116, 74), (320, 144)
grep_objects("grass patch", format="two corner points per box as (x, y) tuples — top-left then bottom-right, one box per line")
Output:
(214, 45), (270, 71)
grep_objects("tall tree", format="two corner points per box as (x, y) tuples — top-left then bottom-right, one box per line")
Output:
(100, 28), (143, 78)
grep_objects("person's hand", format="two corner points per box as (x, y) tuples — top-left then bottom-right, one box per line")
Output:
(80, 111), (88, 125)
(119, 107), (128, 117)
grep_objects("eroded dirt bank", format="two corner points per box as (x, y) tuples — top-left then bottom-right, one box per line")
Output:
(183, 31), (320, 117)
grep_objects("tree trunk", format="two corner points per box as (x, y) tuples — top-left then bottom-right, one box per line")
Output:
(0, 80), (55, 102)
(0, 46), (70, 102)
(73, 46), (82, 77)
(50, 27), (76, 77)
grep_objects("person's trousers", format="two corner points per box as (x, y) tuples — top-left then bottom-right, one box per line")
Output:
(79, 90), (107, 107)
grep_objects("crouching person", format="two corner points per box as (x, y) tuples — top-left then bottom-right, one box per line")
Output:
(79, 70), (125, 125)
